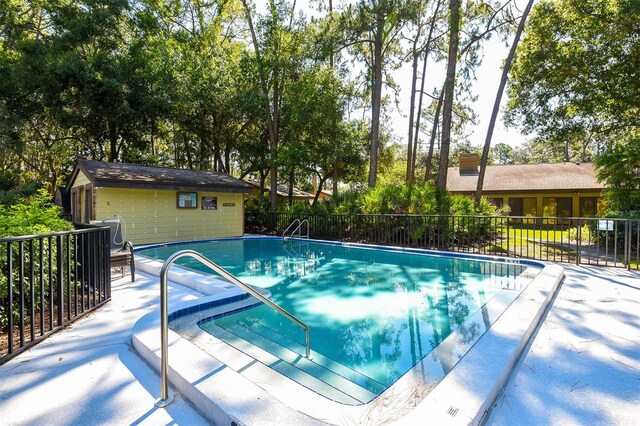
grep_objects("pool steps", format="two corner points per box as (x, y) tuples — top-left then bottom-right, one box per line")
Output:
(243, 321), (387, 394)
(209, 321), (380, 404)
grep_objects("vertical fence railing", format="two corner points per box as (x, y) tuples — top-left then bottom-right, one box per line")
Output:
(1, 226), (111, 365)
(245, 212), (639, 270)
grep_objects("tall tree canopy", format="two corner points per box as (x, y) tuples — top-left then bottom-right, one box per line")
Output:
(506, 0), (640, 212)
(506, 0), (640, 141)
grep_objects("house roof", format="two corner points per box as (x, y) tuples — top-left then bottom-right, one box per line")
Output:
(69, 159), (253, 193)
(447, 162), (605, 193)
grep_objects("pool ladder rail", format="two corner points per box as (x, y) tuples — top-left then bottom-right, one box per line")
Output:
(155, 249), (311, 408)
(283, 218), (309, 240)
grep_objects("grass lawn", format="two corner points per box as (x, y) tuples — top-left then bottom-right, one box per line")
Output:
(478, 227), (578, 262)
(502, 227), (571, 241)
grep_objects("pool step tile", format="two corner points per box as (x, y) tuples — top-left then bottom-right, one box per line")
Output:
(244, 321), (388, 395)
(211, 323), (378, 404)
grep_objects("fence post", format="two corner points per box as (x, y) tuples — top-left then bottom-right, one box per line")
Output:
(57, 235), (64, 327)
(626, 219), (631, 270)
(576, 218), (582, 265)
(7, 242), (14, 354)
(506, 216), (510, 258)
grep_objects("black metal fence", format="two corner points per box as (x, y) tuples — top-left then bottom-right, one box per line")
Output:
(1, 226), (111, 365)
(246, 213), (640, 270)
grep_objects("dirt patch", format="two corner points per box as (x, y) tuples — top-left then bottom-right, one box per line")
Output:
(1, 294), (107, 362)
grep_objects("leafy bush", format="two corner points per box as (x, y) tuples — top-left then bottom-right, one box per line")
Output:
(596, 134), (640, 214)
(244, 195), (271, 214)
(568, 224), (594, 244)
(326, 190), (361, 214)
(0, 190), (73, 237)
(1, 190), (73, 331)
(244, 183), (505, 248)
(249, 182), (503, 216)
(358, 183), (436, 214)
(0, 170), (40, 208)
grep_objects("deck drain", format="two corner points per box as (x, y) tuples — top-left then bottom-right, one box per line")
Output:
(447, 406), (459, 417)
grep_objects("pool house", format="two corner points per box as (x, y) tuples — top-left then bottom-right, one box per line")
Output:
(67, 159), (253, 244)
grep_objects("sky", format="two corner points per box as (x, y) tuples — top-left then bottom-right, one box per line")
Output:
(253, 0), (533, 150)
(389, 34), (531, 154)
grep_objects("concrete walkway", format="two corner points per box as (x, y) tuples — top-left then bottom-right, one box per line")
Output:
(487, 265), (640, 425)
(0, 265), (638, 425)
(0, 272), (208, 425)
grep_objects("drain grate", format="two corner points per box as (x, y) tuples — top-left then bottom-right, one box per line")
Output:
(447, 406), (459, 417)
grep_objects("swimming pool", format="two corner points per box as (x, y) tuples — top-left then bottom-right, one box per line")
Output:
(138, 237), (543, 406)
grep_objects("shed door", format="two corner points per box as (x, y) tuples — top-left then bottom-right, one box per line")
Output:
(84, 186), (93, 222)
(71, 187), (81, 222)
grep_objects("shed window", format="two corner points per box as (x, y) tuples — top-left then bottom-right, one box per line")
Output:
(177, 192), (197, 208)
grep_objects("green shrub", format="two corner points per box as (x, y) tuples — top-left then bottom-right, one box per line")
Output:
(358, 183), (439, 214)
(1, 190), (73, 331)
(568, 224), (594, 244)
(256, 182), (503, 217)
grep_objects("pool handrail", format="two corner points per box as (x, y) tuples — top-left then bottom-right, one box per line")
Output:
(155, 249), (311, 407)
(283, 219), (309, 239)
(282, 219), (300, 239)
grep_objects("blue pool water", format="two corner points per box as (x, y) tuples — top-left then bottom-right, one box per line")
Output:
(139, 238), (541, 403)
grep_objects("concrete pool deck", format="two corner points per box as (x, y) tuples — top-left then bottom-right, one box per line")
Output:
(0, 265), (638, 425)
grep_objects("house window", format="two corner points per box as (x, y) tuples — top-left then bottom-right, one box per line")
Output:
(543, 197), (572, 218)
(487, 197), (504, 209)
(508, 197), (537, 216)
(579, 197), (598, 217)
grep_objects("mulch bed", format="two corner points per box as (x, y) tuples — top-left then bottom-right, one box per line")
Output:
(0, 294), (106, 360)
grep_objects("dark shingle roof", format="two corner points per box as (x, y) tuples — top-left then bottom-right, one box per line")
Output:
(447, 162), (604, 193)
(71, 159), (253, 193)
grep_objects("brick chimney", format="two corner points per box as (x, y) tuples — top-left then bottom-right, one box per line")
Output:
(459, 153), (479, 175)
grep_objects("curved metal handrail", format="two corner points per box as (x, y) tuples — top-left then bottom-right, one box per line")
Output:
(296, 219), (309, 238)
(155, 249), (311, 407)
(283, 219), (309, 239)
(282, 219), (301, 238)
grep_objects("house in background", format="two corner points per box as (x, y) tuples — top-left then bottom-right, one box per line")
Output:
(67, 159), (252, 244)
(447, 154), (606, 218)
(244, 179), (316, 204)
(310, 188), (333, 201)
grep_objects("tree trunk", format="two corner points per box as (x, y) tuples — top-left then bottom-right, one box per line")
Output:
(108, 121), (118, 162)
(259, 170), (267, 198)
(406, 45), (419, 184)
(312, 175), (327, 207)
(213, 140), (222, 171)
(368, 16), (384, 188)
(224, 145), (231, 174)
(242, 0), (280, 213)
(425, 87), (444, 181)
(475, 0), (534, 205)
(288, 168), (294, 207)
(436, 0), (461, 201)
(412, 1), (443, 184)
(329, 0), (339, 196)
